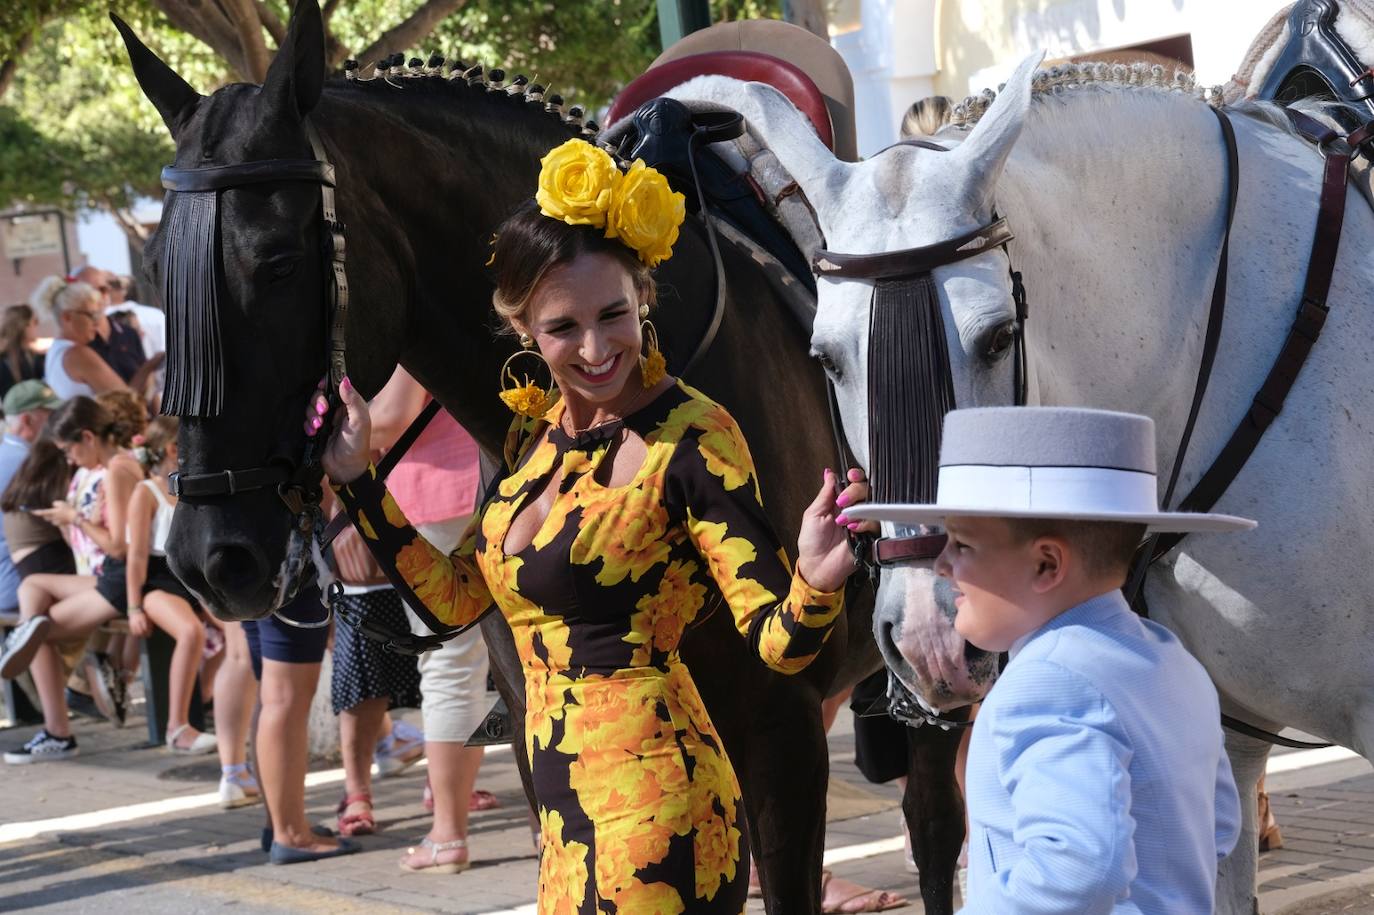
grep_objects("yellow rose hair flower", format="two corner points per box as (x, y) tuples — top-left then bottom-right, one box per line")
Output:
(605, 160), (687, 268)
(536, 139), (621, 229)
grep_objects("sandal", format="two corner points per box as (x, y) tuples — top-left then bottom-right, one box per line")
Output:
(336, 792), (376, 836)
(469, 789), (501, 811)
(165, 724), (217, 755)
(821, 869), (909, 913)
(399, 836), (470, 874)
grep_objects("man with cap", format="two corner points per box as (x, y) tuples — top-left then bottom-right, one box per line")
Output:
(0, 381), (63, 610)
(849, 406), (1248, 914)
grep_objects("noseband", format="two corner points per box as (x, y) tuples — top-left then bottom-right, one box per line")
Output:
(158, 121), (350, 613)
(812, 139), (1028, 570)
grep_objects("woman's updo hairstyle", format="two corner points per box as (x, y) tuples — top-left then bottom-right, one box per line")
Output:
(96, 389), (149, 448)
(133, 415), (178, 472)
(49, 395), (118, 445)
(29, 275), (99, 322)
(489, 201), (657, 333)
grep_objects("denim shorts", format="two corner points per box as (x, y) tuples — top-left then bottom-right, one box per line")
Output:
(241, 585), (329, 680)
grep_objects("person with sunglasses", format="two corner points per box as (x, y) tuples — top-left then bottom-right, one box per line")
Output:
(29, 276), (127, 400)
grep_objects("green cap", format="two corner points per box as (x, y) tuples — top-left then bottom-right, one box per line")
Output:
(3, 381), (63, 417)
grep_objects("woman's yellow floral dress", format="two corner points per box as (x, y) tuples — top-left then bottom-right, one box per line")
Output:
(335, 380), (844, 914)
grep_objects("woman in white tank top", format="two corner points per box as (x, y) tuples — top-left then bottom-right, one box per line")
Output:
(123, 417), (216, 753)
(29, 276), (128, 399)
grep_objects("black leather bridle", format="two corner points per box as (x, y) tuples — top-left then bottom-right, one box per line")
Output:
(158, 121), (348, 618)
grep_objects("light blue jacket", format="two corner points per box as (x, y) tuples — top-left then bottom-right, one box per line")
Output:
(959, 591), (1240, 914)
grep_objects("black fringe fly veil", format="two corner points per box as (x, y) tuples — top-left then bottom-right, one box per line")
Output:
(159, 190), (225, 417)
(867, 274), (956, 505)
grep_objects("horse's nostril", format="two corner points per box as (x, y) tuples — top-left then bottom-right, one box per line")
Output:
(204, 543), (270, 596)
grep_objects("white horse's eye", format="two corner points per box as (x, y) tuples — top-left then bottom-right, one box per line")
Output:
(810, 348), (842, 381)
(983, 322), (1016, 361)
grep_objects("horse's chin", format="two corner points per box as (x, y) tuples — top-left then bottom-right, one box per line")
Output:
(873, 566), (998, 713)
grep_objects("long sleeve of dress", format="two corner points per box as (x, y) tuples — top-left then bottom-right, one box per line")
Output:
(332, 463), (492, 633)
(664, 400), (843, 674)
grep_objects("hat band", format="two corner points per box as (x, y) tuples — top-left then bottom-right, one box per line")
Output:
(938, 464), (1159, 515)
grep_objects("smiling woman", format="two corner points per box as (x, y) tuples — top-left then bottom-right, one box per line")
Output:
(316, 137), (872, 913)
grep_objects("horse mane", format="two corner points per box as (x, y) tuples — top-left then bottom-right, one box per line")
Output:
(948, 61), (1220, 129)
(336, 52), (602, 140)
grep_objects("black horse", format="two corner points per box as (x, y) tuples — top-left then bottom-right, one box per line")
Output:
(115, 2), (966, 910)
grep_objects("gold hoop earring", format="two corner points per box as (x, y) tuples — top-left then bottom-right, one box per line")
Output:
(499, 335), (558, 419)
(639, 316), (666, 388)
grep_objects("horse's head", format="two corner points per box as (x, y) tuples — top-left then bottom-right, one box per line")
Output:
(812, 56), (1047, 712)
(115, 0), (373, 620)
(756, 55), (1039, 714)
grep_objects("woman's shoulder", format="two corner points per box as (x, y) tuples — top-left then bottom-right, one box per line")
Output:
(107, 452), (145, 480)
(656, 381), (743, 444)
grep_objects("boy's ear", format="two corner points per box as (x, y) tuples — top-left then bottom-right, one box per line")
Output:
(1030, 536), (1068, 593)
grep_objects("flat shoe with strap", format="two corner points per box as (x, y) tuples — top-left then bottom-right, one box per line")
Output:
(399, 836), (470, 874)
(165, 724), (217, 755)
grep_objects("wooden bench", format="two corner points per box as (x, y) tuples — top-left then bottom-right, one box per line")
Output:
(0, 611), (205, 746)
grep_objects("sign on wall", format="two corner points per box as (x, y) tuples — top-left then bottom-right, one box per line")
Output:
(2, 213), (64, 260)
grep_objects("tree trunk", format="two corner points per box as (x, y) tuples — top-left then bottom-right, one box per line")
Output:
(782, 0), (829, 39)
(0, 32), (36, 102)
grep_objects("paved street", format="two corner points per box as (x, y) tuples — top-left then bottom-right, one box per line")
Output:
(2, 692), (1372, 914)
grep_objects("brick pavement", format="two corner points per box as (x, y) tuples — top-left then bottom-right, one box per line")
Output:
(2, 699), (1372, 913)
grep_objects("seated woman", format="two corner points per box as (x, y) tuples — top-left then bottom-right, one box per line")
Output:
(1, 439), (75, 581)
(316, 139), (868, 909)
(0, 398), (212, 760)
(122, 416), (215, 754)
(29, 277), (129, 400)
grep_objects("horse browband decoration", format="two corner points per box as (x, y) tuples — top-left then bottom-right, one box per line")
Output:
(159, 124), (345, 420)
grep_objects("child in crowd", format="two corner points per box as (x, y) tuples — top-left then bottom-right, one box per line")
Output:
(850, 407), (1248, 913)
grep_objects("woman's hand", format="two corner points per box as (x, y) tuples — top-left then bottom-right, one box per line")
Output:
(34, 500), (77, 527)
(795, 467), (874, 594)
(127, 609), (152, 639)
(307, 376), (371, 484)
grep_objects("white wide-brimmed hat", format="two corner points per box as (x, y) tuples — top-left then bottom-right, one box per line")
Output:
(847, 407), (1256, 533)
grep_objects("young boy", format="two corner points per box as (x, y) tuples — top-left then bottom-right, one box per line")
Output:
(850, 406), (1249, 914)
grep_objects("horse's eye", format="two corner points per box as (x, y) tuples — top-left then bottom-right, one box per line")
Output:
(267, 255), (300, 279)
(983, 322), (1016, 361)
(811, 347), (842, 381)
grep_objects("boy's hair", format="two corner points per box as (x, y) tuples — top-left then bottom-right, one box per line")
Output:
(1003, 518), (1148, 580)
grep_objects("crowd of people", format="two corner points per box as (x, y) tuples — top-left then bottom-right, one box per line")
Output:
(0, 268), (497, 871)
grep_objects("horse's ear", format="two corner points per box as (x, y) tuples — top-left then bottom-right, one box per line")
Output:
(954, 52), (1043, 192)
(111, 13), (202, 136)
(261, 0), (325, 120)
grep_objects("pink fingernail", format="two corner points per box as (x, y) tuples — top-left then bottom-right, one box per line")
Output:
(848, 522), (861, 531)
(341, 375), (353, 392)
(311, 417), (323, 430)
(836, 513), (850, 525)
(304, 421), (316, 437)
(835, 493), (851, 508)
(315, 400), (328, 415)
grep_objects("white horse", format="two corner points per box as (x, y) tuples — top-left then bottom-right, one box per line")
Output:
(670, 56), (1374, 913)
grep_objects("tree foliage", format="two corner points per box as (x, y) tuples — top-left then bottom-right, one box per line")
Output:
(0, 0), (782, 240)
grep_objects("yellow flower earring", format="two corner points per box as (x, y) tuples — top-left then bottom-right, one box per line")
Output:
(499, 333), (559, 419)
(639, 304), (666, 388)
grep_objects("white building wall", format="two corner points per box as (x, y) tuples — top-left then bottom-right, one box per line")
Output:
(834, 0), (1294, 156)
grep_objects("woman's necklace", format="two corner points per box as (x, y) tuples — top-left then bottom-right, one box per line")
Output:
(560, 383), (651, 438)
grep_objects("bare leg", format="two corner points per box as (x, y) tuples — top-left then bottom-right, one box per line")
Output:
(256, 659), (338, 852)
(18, 574), (97, 620)
(401, 740), (481, 868)
(29, 591), (119, 736)
(141, 591), (207, 740)
(340, 696), (387, 827)
(215, 622), (256, 768)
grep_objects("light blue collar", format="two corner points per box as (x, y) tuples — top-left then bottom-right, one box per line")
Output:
(1009, 589), (1130, 660)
